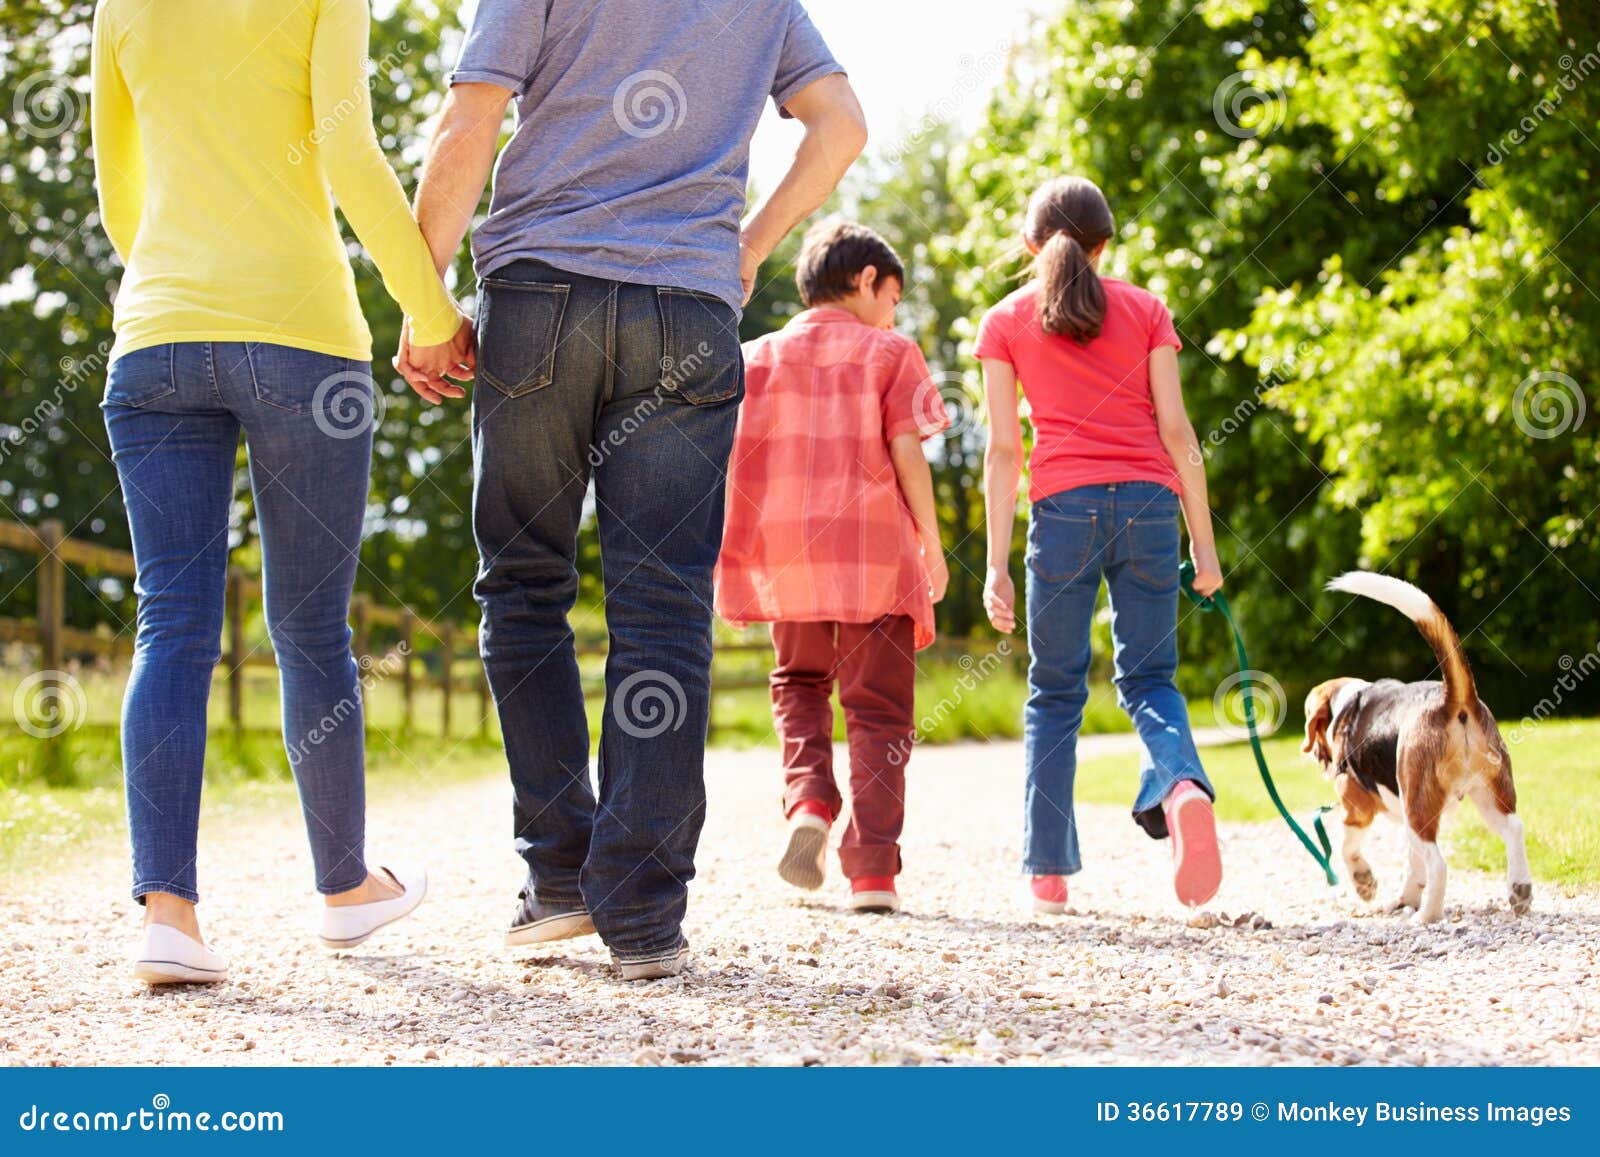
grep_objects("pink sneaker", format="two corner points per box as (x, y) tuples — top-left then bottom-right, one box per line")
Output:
(1166, 781), (1222, 907)
(1030, 875), (1068, 915)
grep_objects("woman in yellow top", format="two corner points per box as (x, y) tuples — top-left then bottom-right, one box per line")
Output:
(92, 0), (472, 984)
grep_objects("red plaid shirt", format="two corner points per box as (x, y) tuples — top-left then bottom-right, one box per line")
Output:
(715, 308), (949, 649)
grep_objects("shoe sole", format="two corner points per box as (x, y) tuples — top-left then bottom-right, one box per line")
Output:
(133, 960), (226, 985)
(320, 877), (429, 950)
(1031, 898), (1067, 916)
(616, 949), (689, 981)
(848, 891), (900, 913)
(505, 911), (597, 947)
(1171, 792), (1223, 908)
(778, 824), (828, 891)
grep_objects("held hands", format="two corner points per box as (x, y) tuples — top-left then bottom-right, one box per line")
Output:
(983, 565), (1016, 634)
(394, 313), (476, 406)
(1189, 544), (1224, 599)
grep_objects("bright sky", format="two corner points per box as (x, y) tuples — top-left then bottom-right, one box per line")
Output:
(748, 0), (1048, 191)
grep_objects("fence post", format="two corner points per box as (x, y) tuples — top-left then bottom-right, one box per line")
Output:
(439, 622), (455, 738)
(36, 520), (64, 675)
(400, 608), (416, 732)
(351, 594), (371, 671)
(226, 568), (247, 733)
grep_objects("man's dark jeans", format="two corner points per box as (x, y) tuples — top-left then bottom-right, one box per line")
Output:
(471, 259), (743, 962)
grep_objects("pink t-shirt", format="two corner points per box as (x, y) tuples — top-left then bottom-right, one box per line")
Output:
(974, 278), (1182, 502)
(715, 308), (950, 649)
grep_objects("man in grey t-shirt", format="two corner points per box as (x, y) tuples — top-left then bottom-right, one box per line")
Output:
(394, 0), (867, 980)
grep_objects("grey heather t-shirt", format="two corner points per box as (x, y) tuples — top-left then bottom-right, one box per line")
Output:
(452, 0), (842, 310)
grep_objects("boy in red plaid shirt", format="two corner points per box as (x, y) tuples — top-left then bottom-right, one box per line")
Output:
(715, 220), (949, 912)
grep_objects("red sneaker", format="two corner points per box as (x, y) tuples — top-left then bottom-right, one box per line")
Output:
(1030, 874), (1068, 915)
(1166, 780), (1222, 908)
(778, 800), (831, 891)
(848, 876), (900, 913)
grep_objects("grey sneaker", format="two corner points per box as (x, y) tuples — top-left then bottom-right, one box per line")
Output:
(612, 939), (690, 981)
(505, 885), (596, 947)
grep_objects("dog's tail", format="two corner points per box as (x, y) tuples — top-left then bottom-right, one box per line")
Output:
(1326, 571), (1478, 717)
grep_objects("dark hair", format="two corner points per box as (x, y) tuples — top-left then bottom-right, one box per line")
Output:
(1025, 177), (1114, 342)
(795, 218), (905, 307)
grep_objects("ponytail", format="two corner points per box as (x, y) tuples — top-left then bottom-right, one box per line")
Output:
(1024, 176), (1115, 344)
(1036, 231), (1107, 343)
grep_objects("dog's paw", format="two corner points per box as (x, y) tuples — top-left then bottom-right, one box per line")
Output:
(1410, 907), (1444, 927)
(1509, 882), (1533, 915)
(1351, 868), (1378, 902)
(1388, 894), (1421, 914)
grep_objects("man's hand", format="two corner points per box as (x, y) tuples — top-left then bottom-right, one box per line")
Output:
(395, 315), (474, 406)
(738, 235), (766, 305)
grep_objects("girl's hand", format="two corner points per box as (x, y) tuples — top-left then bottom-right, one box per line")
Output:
(925, 549), (950, 604)
(1189, 546), (1224, 599)
(984, 565), (1017, 633)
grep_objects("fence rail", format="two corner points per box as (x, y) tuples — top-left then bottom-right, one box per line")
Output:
(0, 517), (777, 740)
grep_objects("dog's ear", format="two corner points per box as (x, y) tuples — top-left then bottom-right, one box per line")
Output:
(1302, 682), (1337, 766)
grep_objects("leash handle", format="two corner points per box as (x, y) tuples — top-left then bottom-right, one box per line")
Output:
(1180, 562), (1339, 886)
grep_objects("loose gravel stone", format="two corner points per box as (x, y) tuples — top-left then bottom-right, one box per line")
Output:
(1, 740), (1595, 1066)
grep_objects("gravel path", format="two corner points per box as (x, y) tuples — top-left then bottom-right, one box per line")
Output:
(3, 739), (1595, 1067)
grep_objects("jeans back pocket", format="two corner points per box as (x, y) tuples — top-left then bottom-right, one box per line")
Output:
(103, 345), (177, 408)
(1127, 512), (1182, 589)
(478, 278), (571, 398)
(655, 287), (742, 405)
(1028, 509), (1100, 584)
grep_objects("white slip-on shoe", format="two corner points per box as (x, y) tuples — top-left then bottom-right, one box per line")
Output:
(320, 865), (428, 950)
(133, 924), (228, 986)
(612, 939), (690, 981)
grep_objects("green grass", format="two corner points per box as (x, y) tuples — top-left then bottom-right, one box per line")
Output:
(1073, 719), (1600, 888)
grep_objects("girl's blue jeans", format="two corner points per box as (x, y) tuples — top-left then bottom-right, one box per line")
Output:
(1022, 481), (1214, 876)
(103, 341), (375, 905)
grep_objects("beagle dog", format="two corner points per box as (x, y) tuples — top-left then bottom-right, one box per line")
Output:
(1302, 572), (1531, 923)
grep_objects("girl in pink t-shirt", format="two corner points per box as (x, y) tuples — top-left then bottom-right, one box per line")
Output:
(975, 177), (1226, 915)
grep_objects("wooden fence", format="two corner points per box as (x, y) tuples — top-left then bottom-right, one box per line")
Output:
(0, 517), (775, 739)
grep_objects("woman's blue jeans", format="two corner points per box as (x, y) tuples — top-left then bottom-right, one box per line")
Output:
(1022, 481), (1214, 876)
(102, 341), (376, 904)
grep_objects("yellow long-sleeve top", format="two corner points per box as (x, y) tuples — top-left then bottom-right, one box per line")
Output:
(91, 0), (460, 361)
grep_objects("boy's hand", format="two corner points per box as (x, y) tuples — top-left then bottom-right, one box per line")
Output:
(1189, 545), (1224, 599)
(925, 548), (949, 604)
(984, 565), (1016, 634)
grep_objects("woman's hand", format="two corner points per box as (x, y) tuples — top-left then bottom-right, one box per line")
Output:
(1189, 545), (1224, 599)
(984, 565), (1017, 634)
(395, 315), (474, 405)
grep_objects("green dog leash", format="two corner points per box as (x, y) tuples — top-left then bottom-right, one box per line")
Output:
(1180, 560), (1339, 886)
